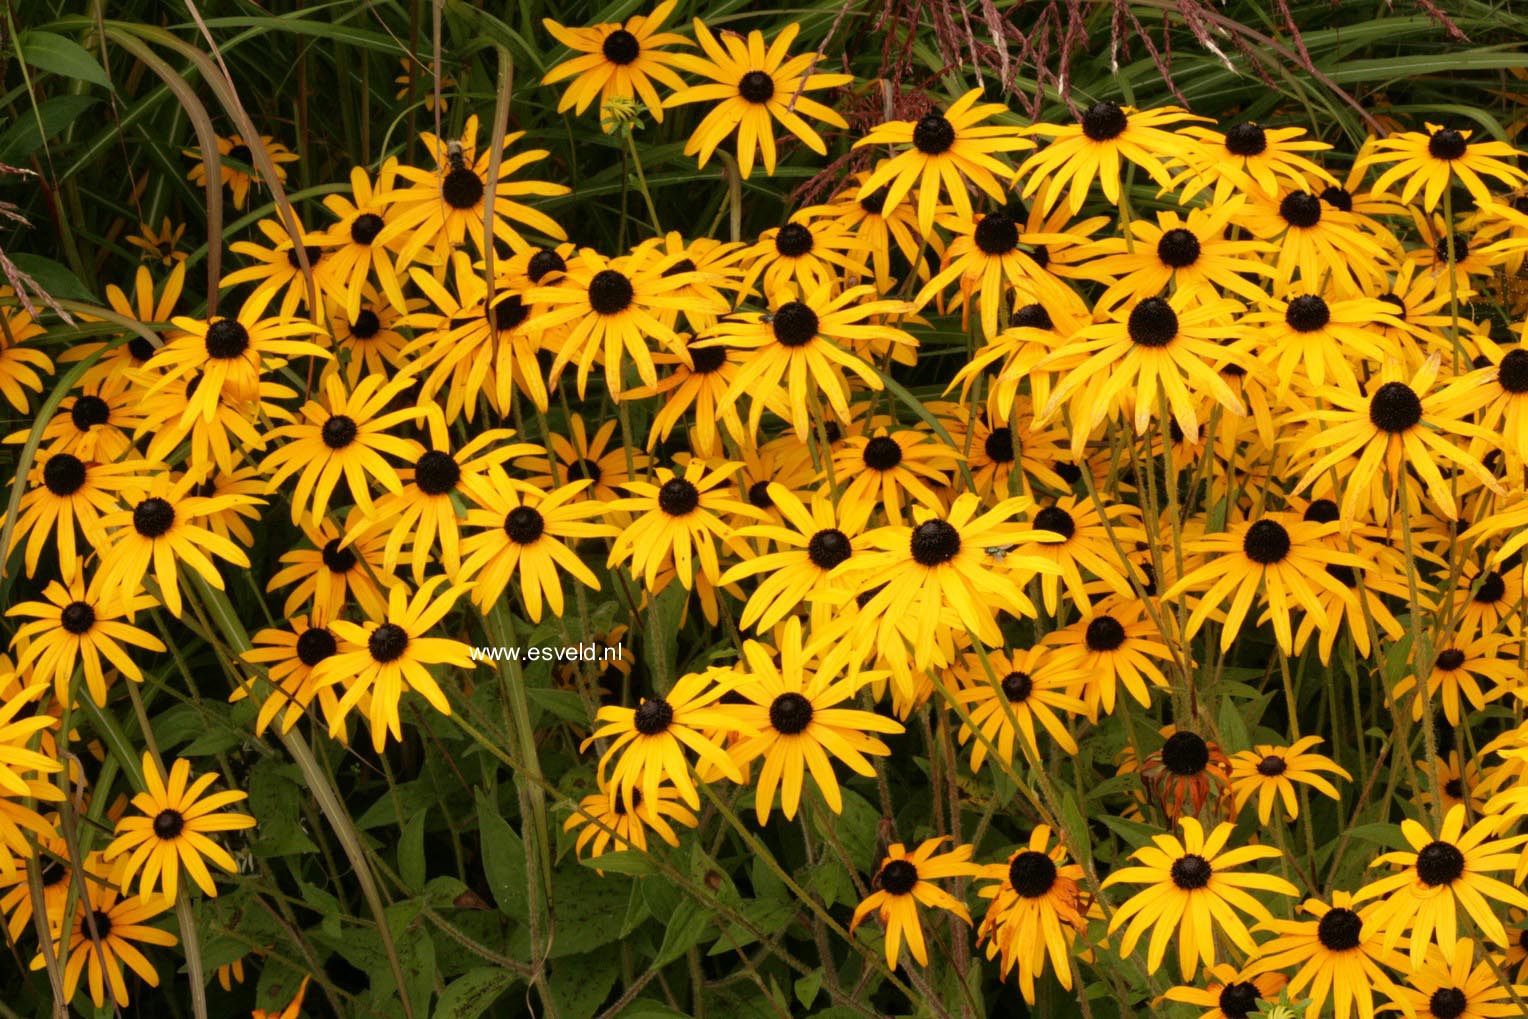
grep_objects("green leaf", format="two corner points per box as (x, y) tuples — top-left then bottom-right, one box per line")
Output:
(794, 969), (823, 1010)
(20, 31), (111, 89)
(475, 792), (527, 917)
(653, 899), (713, 968)
(577, 850), (655, 876)
(1343, 822), (1411, 853)
(543, 863), (632, 959)
(548, 949), (620, 1019)
(614, 1000), (692, 1019)
(0, 94), (97, 162)
(7, 254), (94, 303)
(399, 808), (428, 891)
(434, 967), (517, 1019)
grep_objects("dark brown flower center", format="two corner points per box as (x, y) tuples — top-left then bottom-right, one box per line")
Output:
(588, 269), (634, 315)
(321, 414), (359, 449)
(441, 165), (485, 209)
(1242, 519), (1292, 565)
(774, 223), (814, 258)
(909, 519), (961, 566)
(912, 113), (956, 154)
(1156, 228), (1201, 268)
(1368, 382), (1422, 433)
(1126, 297), (1178, 347)
(877, 858), (919, 895)
(42, 454), (87, 496)
(1161, 731), (1210, 775)
(1080, 100), (1128, 142)
(1084, 615), (1126, 652)
(1285, 295), (1330, 333)
(657, 478), (700, 516)
(368, 622), (410, 663)
(60, 601), (96, 635)
(1428, 128), (1468, 161)
(204, 319), (250, 359)
(1223, 123), (1267, 157)
(633, 698), (673, 735)
(737, 70), (775, 104)
(413, 450), (461, 495)
(133, 497), (175, 538)
(1169, 853), (1212, 890)
(70, 395), (110, 431)
(152, 808), (185, 840)
(806, 528), (852, 569)
(771, 301), (819, 347)
(1279, 192), (1323, 228)
(601, 28), (640, 64)
(504, 506), (545, 544)
(295, 626), (338, 667)
(768, 692), (813, 734)
(1033, 505), (1076, 540)
(1008, 849), (1058, 897)
(1415, 840), (1466, 886)
(862, 436), (903, 471)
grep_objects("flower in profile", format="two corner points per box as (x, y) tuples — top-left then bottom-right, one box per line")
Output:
(7, 574), (165, 706)
(1104, 816), (1297, 978)
(126, 217), (188, 266)
(851, 837), (977, 969)
(378, 115), (569, 268)
(1161, 962), (1289, 1019)
(393, 57), (453, 112)
(28, 854), (176, 1009)
(458, 473), (618, 619)
(664, 20), (851, 178)
(1355, 804), (1528, 967)
(1244, 892), (1409, 1019)
(565, 782), (698, 871)
(1358, 123), (1528, 211)
(542, 1), (689, 122)
(1139, 729), (1231, 823)
(97, 471), (257, 619)
(104, 754), (255, 901)
(854, 88), (1033, 234)
(184, 132), (298, 210)
(726, 619), (902, 823)
(976, 825), (1089, 1004)
(607, 461), (763, 590)
(1017, 100), (1207, 214)
(583, 666), (753, 811)
(1228, 737), (1350, 824)
(312, 577), (476, 752)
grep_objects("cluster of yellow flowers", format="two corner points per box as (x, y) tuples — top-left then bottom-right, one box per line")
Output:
(6, 3), (1528, 1013)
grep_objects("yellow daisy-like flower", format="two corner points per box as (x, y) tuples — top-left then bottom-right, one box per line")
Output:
(377, 115), (569, 268)
(725, 618), (902, 824)
(104, 753), (256, 901)
(265, 510), (392, 625)
(126, 216), (188, 266)
(313, 160), (409, 319)
(564, 782), (698, 871)
(851, 836), (977, 969)
(236, 615), (345, 738)
(1397, 938), (1528, 1019)
(1358, 123), (1528, 211)
(976, 825), (1089, 1004)
(1103, 816), (1298, 979)
(949, 646), (1087, 767)
(1044, 598), (1173, 720)
(1017, 100), (1207, 214)
(1227, 736), (1350, 824)
(664, 20), (851, 179)
(1245, 893), (1410, 1019)
(311, 577), (477, 752)
(1173, 120), (1333, 202)
(1356, 804), (1528, 967)
(1161, 962), (1289, 1019)
(542, 1), (689, 122)
(184, 132), (298, 210)
(607, 461), (763, 590)
(853, 88), (1033, 235)
(7, 574), (165, 706)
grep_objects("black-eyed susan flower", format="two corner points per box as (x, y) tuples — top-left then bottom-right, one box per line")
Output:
(266, 510), (391, 625)
(1294, 356), (1502, 523)
(702, 283), (914, 442)
(314, 577), (476, 751)
(950, 646), (1086, 767)
(1235, 189), (1392, 296)
(1244, 291), (1403, 393)
(800, 172), (936, 291)
(535, 247), (720, 396)
(976, 826), (1089, 1004)
(1359, 123), (1528, 211)
(1174, 121), (1333, 202)
(1077, 200), (1277, 309)
(850, 837), (977, 969)
(393, 56), (453, 112)
(137, 372), (299, 478)
(1390, 633), (1519, 726)
(9, 452), (152, 580)
(1244, 892), (1410, 1019)
(0, 832), (71, 941)
(726, 619), (901, 823)
(0, 302), (50, 413)
(236, 616), (344, 737)
(1356, 804), (1528, 966)
(0, 682), (61, 799)
(1044, 598), (1172, 720)
(565, 782), (698, 870)
(313, 160), (409, 318)
(627, 335), (757, 457)
(851, 494), (1058, 670)
(378, 115), (569, 268)
(1017, 101), (1207, 214)
(11, 380), (144, 462)
(1020, 495), (1143, 615)
(64, 262), (182, 388)
(320, 290), (413, 387)
(1396, 938), (1528, 1019)
(97, 471), (256, 619)
(150, 299), (326, 423)
(345, 407), (537, 581)
(221, 216), (331, 318)
(126, 217), (188, 266)
(29, 854), (176, 1009)
(1228, 736), (1350, 824)
(1104, 816), (1297, 979)
(184, 132), (298, 210)
(607, 461), (763, 590)
(831, 427), (956, 528)
(664, 20), (851, 179)
(584, 665), (753, 812)
(1042, 292), (1250, 456)
(458, 473), (617, 620)
(522, 414), (647, 503)
(104, 753), (255, 901)
(717, 483), (869, 632)
(1161, 962), (1289, 1019)
(260, 372), (423, 524)
(1166, 513), (1367, 654)
(7, 575), (164, 706)
(854, 89), (1032, 234)
(542, 1), (689, 122)
(1138, 729), (1232, 823)
(737, 216), (871, 298)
